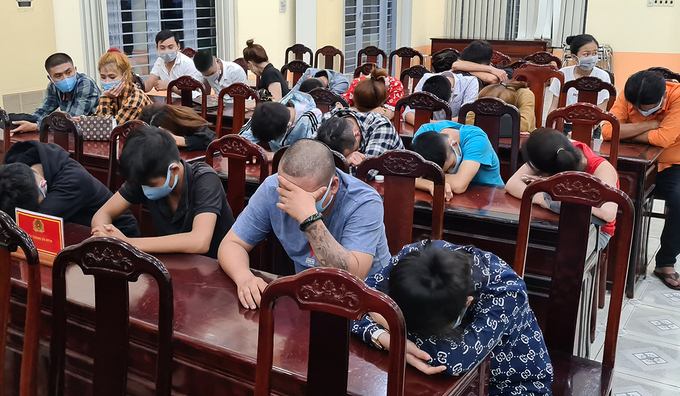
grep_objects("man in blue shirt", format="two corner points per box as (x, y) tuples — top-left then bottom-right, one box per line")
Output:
(218, 139), (390, 309)
(410, 120), (504, 200)
(10, 53), (101, 133)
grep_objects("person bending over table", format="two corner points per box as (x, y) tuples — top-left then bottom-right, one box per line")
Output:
(466, 81), (536, 134)
(91, 126), (234, 259)
(505, 128), (619, 250)
(140, 103), (216, 151)
(410, 121), (504, 200)
(144, 30), (203, 96)
(352, 240), (553, 395)
(218, 139), (390, 309)
(243, 39), (289, 102)
(450, 40), (512, 84)
(291, 68), (350, 96)
(192, 49), (249, 99)
(403, 72), (478, 125)
(0, 141), (139, 237)
(602, 70), (680, 289)
(343, 67), (403, 119)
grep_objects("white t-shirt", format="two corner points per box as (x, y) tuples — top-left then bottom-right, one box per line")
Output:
(150, 52), (204, 98)
(549, 65), (612, 106)
(204, 59), (249, 98)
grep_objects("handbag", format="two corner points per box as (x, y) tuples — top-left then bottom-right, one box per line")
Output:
(76, 116), (116, 141)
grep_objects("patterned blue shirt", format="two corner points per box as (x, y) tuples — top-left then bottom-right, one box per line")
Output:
(352, 240), (553, 396)
(32, 73), (101, 128)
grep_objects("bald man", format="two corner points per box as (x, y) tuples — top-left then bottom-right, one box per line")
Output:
(218, 139), (390, 309)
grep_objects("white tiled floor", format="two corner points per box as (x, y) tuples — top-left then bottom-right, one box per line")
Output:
(591, 209), (680, 394)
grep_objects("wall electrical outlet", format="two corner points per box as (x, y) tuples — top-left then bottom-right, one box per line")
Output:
(648, 0), (675, 6)
(280, 0), (287, 13)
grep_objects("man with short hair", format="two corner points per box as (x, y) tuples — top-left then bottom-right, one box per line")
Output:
(602, 70), (680, 289)
(403, 71), (478, 125)
(144, 30), (203, 96)
(10, 53), (101, 133)
(450, 40), (511, 84)
(218, 139), (390, 309)
(291, 68), (350, 95)
(192, 50), (248, 98)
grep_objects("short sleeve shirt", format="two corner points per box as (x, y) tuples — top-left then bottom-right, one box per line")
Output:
(404, 72), (479, 119)
(118, 160), (234, 258)
(206, 58), (249, 96)
(150, 52), (204, 98)
(231, 170), (391, 277)
(548, 66), (611, 106)
(259, 63), (291, 97)
(415, 121), (504, 186)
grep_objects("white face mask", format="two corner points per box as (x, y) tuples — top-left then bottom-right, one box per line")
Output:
(159, 50), (178, 63)
(639, 97), (665, 117)
(576, 55), (598, 71)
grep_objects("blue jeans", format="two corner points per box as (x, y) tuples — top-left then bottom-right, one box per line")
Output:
(653, 164), (680, 269)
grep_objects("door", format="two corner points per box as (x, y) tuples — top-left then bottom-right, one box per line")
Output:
(344, 0), (396, 76)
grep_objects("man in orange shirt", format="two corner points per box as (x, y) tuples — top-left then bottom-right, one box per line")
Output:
(603, 70), (680, 290)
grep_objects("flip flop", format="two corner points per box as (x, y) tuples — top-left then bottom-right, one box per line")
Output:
(653, 270), (680, 291)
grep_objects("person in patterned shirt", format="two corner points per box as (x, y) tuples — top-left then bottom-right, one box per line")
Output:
(342, 66), (404, 119)
(353, 240), (553, 396)
(93, 49), (152, 124)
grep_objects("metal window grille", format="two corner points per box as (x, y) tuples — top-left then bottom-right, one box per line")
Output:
(344, 0), (397, 78)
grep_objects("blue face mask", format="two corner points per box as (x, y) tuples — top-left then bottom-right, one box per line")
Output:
(315, 176), (335, 213)
(102, 80), (121, 91)
(639, 97), (664, 117)
(453, 306), (468, 328)
(450, 142), (463, 174)
(142, 163), (178, 200)
(51, 75), (77, 93)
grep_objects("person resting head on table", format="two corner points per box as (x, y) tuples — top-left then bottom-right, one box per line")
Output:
(450, 39), (511, 85)
(505, 128), (619, 250)
(91, 126), (234, 259)
(140, 103), (216, 152)
(342, 67), (404, 120)
(218, 139), (390, 309)
(466, 81), (536, 135)
(403, 75), (453, 125)
(410, 121), (504, 200)
(403, 72), (479, 126)
(352, 240), (553, 395)
(292, 68), (350, 96)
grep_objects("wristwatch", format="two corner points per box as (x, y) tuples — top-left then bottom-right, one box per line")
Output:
(371, 328), (389, 350)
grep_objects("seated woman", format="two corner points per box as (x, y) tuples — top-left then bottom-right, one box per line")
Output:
(342, 67), (403, 119)
(466, 81), (536, 135)
(351, 68), (390, 116)
(94, 48), (152, 124)
(410, 121), (504, 200)
(352, 240), (553, 395)
(243, 39), (289, 102)
(140, 103), (216, 151)
(505, 128), (618, 249)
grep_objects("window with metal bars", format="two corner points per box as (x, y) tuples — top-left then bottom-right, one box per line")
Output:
(344, 0), (396, 78)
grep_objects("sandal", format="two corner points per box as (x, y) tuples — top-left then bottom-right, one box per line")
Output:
(653, 270), (680, 290)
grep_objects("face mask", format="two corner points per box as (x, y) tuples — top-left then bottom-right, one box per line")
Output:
(142, 163), (178, 200)
(450, 142), (463, 174)
(315, 176), (335, 213)
(453, 306), (468, 328)
(51, 75), (77, 93)
(102, 80), (121, 91)
(576, 55), (598, 71)
(639, 98), (664, 117)
(159, 50), (178, 63)
(38, 179), (47, 198)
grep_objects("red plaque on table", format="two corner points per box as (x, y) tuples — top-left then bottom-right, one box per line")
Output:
(15, 208), (64, 256)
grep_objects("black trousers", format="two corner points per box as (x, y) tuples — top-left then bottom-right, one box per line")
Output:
(653, 164), (680, 268)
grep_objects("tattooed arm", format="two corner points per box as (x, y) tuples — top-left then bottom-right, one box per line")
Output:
(304, 221), (374, 278)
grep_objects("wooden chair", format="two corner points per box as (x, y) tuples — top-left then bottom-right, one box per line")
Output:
(284, 43), (313, 65)
(49, 237), (174, 396)
(205, 135), (268, 216)
(0, 211), (41, 396)
(1, 107), (10, 153)
(107, 120), (148, 192)
(393, 92), (452, 135)
(460, 97), (521, 176)
(314, 45), (344, 73)
(357, 45), (387, 68)
(507, 60), (529, 70)
(389, 47), (424, 78)
(233, 57), (248, 75)
(39, 112), (84, 163)
(400, 65), (430, 95)
(356, 150), (445, 255)
(513, 63), (564, 128)
(167, 75), (208, 119)
(271, 145), (350, 174)
(216, 83), (259, 137)
(491, 50), (512, 66)
(132, 73), (145, 91)
(354, 62), (377, 78)
(513, 172), (634, 396)
(254, 267), (407, 396)
(647, 66), (680, 82)
(431, 47), (460, 59)
(181, 47), (197, 58)
(308, 88), (349, 113)
(280, 60), (311, 86)
(557, 76), (617, 111)
(524, 51), (562, 68)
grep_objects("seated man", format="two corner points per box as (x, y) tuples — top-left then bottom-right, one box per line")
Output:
(218, 139), (390, 309)
(9, 53), (101, 133)
(410, 121), (504, 200)
(404, 71), (479, 125)
(602, 70), (680, 289)
(450, 40), (511, 84)
(352, 240), (552, 395)
(92, 126), (234, 259)
(0, 141), (138, 236)
(192, 50), (248, 98)
(144, 30), (203, 96)
(316, 107), (404, 170)
(239, 91), (323, 154)
(292, 68), (350, 95)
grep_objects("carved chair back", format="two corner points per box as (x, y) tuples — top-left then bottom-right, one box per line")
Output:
(357, 45), (387, 68)
(400, 65), (431, 95)
(167, 76), (208, 119)
(285, 43), (313, 65)
(1, 107), (10, 153)
(513, 172), (634, 393)
(205, 135), (269, 216)
(307, 88), (349, 113)
(393, 92), (452, 134)
(545, 103), (620, 169)
(49, 237), (174, 396)
(107, 120), (148, 192)
(557, 76), (617, 111)
(356, 150), (445, 255)
(460, 97), (521, 176)
(491, 50), (512, 66)
(647, 66), (680, 82)
(389, 47), (424, 78)
(216, 83), (260, 137)
(507, 60), (528, 70)
(513, 63), (564, 128)
(314, 45), (344, 73)
(39, 112), (84, 163)
(254, 267), (407, 396)
(271, 145), (349, 175)
(233, 58), (249, 75)
(132, 73), (145, 91)
(524, 51), (562, 68)
(0, 211), (41, 396)
(280, 60), (311, 86)
(181, 47), (196, 58)
(354, 62), (377, 78)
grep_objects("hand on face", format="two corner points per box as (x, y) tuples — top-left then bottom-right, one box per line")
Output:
(103, 81), (125, 98)
(275, 175), (328, 222)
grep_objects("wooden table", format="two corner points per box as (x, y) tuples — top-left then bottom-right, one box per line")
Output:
(5, 224), (490, 396)
(430, 38), (548, 61)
